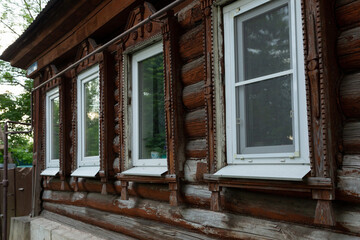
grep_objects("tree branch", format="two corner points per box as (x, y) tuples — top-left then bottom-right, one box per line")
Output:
(22, 0), (35, 21)
(0, 19), (20, 36)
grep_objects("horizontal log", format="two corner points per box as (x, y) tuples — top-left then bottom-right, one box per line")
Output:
(179, 24), (204, 63)
(183, 81), (205, 110)
(181, 56), (204, 86)
(177, 0), (202, 29)
(42, 191), (360, 238)
(338, 27), (360, 56)
(186, 139), (207, 159)
(43, 203), (214, 240)
(340, 72), (360, 117)
(339, 50), (360, 70)
(184, 109), (206, 138)
(336, 1), (360, 28)
(343, 122), (360, 153)
(336, 0), (357, 8)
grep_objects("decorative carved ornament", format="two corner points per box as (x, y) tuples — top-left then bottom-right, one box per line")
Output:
(116, 2), (184, 206)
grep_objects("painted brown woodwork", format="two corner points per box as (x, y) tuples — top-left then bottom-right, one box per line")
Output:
(186, 139), (207, 159)
(177, 1), (202, 29)
(183, 81), (205, 110)
(336, 0), (360, 29)
(184, 109), (207, 138)
(343, 122), (360, 153)
(179, 24), (204, 63)
(116, 3), (184, 206)
(339, 51), (360, 70)
(41, 193), (360, 238)
(181, 57), (205, 86)
(338, 27), (360, 56)
(340, 72), (360, 118)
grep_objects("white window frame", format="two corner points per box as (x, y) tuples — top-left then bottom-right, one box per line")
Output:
(45, 87), (60, 169)
(76, 64), (100, 167)
(223, 0), (309, 166)
(131, 42), (167, 167)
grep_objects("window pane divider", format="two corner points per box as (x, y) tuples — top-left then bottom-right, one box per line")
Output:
(234, 69), (293, 87)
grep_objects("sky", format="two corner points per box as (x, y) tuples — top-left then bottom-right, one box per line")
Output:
(0, 0), (31, 95)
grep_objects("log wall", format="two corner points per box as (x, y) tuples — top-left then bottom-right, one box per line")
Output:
(336, 0), (360, 201)
(33, 0), (360, 238)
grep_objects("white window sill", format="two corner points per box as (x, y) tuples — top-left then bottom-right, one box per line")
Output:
(121, 166), (167, 177)
(214, 164), (310, 181)
(71, 166), (100, 178)
(40, 167), (59, 176)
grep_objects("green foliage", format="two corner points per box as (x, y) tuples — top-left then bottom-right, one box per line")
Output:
(0, 0), (49, 165)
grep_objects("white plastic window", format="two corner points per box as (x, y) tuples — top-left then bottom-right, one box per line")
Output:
(223, 0), (309, 168)
(76, 64), (100, 167)
(131, 42), (167, 167)
(45, 87), (60, 169)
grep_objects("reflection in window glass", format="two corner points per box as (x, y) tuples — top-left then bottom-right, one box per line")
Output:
(84, 78), (100, 157)
(239, 4), (290, 81)
(235, 2), (294, 154)
(138, 53), (166, 159)
(51, 97), (60, 160)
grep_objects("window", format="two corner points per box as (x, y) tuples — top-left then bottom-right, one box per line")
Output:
(71, 64), (100, 177)
(123, 42), (167, 176)
(41, 87), (60, 176)
(219, 0), (310, 180)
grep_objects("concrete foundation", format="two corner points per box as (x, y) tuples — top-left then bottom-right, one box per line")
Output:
(9, 216), (106, 240)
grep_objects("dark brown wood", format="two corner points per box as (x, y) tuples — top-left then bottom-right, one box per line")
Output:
(184, 109), (206, 138)
(176, 0), (202, 29)
(186, 139), (207, 159)
(181, 57), (205, 86)
(337, 27), (360, 56)
(336, 0), (360, 29)
(179, 24), (204, 63)
(302, 0), (340, 226)
(182, 81), (205, 110)
(343, 122), (360, 154)
(340, 72), (360, 118)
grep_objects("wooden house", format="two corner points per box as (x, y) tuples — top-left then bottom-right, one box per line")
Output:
(1, 0), (360, 238)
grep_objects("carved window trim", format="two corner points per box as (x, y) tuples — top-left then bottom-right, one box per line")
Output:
(121, 35), (167, 175)
(219, 0), (310, 180)
(204, 0), (337, 225)
(69, 40), (115, 189)
(115, 3), (184, 206)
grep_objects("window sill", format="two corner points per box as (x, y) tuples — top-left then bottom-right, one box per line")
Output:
(71, 166), (99, 178)
(213, 164), (311, 181)
(41, 167), (59, 176)
(121, 166), (167, 177)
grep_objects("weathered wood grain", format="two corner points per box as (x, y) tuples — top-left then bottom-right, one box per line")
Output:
(179, 24), (204, 63)
(42, 200), (359, 239)
(184, 109), (206, 138)
(177, 0), (202, 29)
(336, 0), (357, 8)
(43, 202), (216, 240)
(343, 122), (360, 153)
(181, 56), (205, 86)
(338, 27), (360, 56)
(340, 72), (360, 117)
(183, 81), (205, 110)
(186, 139), (207, 159)
(336, 1), (360, 28)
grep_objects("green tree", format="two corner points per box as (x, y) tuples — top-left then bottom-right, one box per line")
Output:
(0, 0), (49, 165)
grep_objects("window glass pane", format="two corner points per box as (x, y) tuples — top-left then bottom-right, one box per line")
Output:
(84, 78), (99, 157)
(138, 53), (166, 159)
(237, 75), (294, 153)
(238, 4), (290, 80)
(51, 97), (60, 160)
